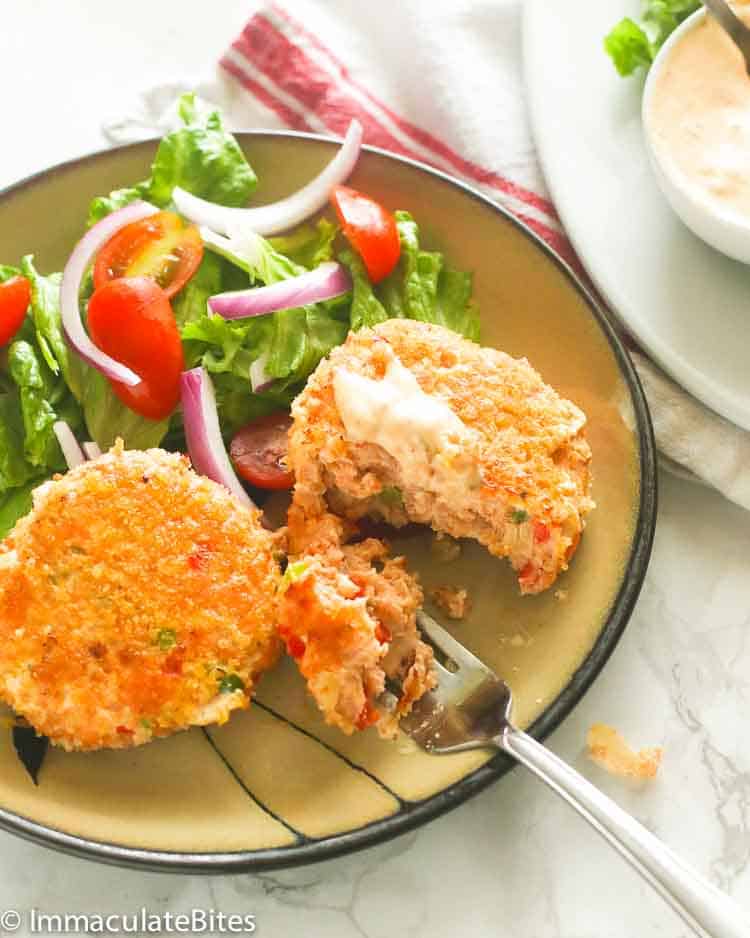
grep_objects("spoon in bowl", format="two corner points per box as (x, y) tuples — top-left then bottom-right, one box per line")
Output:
(702, 0), (750, 73)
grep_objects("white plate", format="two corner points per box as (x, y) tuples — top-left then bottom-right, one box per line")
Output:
(523, 0), (750, 431)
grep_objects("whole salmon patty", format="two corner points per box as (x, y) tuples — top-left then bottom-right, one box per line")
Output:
(0, 444), (281, 751)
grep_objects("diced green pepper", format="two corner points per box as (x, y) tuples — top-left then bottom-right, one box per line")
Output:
(218, 673), (245, 694)
(156, 628), (177, 650)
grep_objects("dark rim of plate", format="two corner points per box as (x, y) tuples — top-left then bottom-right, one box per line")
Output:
(0, 130), (658, 874)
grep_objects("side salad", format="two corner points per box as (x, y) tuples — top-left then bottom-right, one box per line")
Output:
(0, 93), (479, 537)
(604, 0), (700, 76)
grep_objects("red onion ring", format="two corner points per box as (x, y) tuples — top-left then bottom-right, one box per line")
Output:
(82, 441), (102, 460)
(250, 352), (273, 394)
(208, 262), (351, 320)
(181, 367), (256, 509)
(60, 201), (159, 387)
(173, 120), (363, 236)
(53, 421), (86, 469)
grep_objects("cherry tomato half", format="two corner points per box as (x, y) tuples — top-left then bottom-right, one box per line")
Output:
(330, 186), (401, 283)
(87, 277), (184, 421)
(93, 210), (203, 300)
(0, 275), (31, 346)
(230, 412), (295, 490)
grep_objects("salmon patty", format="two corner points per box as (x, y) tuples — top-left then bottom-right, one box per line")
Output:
(288, 320), (594, 594)
(278, 506), (435, 738)
(0, 443), (281, 751)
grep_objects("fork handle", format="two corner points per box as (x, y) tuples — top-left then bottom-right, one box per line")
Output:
(496, 727), (750, 938)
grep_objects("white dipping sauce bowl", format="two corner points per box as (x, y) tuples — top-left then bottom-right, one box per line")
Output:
(642, 8), (750, 264)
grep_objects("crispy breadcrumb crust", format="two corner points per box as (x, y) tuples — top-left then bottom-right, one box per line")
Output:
(288, 320), (594, 594)
(587, 723), (663, 779)
(278, 506), (435, 737)
(0, 443), (281, 751)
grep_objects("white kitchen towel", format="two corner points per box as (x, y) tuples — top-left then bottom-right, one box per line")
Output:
(103, 0), (750, 512)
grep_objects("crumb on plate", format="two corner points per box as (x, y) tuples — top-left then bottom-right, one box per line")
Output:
(430, 584), (472, 620)
(587, 723), (663, 779)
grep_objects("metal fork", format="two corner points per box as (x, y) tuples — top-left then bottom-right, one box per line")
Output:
(399, 612), (750, 938)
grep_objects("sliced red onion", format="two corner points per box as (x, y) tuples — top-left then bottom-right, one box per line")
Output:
(209, 262), (351, 320)
(173, 120), (363, 236)
(82, 441), (102, 460)
(61, 201), (160, 387)
(53, 421), (86, 469)
(250, 351), (273, 393)
(181, 367), (256, 509)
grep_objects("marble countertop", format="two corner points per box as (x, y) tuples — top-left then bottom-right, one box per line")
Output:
(2, 2), (750, 936)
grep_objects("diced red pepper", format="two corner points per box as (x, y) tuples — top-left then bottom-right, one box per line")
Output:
(533, 521), (550, 544)
(188, 541), (213, 571)
(356, 700), (380, 730)
(163, 650), (183, 675)
(375, 622), (392, 645)
(287, 634), (307, 660)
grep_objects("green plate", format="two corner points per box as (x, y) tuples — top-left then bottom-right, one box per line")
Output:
(0, 132), (656, 872)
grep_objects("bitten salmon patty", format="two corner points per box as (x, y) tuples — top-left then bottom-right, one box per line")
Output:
(288, 320), (594, 595)
(0, 444), (281, 751)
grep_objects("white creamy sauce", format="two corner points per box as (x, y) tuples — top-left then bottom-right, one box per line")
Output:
(333, 353), (481, 494)
(649, 7), (750, 221)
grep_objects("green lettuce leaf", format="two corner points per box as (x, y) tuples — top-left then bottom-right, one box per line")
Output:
(0, 480), (38, 540)
(172, 252), (248, 329)
(386, 214), (443, 323)
(87, 185), (150, 228)
(0, 261), (85, 536)
(19, 256), (85, 399)
(339, 249), (388, 330)
(245, 239), (350, 382)
(604, 0), (700, 76)
(148, 93), (258, 207)
(434, 268), (480, 342)
(182, 232), (351, 429)
(7, 340), (73, 470)
(0, 392), (36, 494)
(268, 219), (337, 269)
(212, 373), (291, 437)
(79, 370), (170, 451)
(182, 313), (267, 376)
(339, 211), (479, 340)
(250, 235), (306, 282)
(7, 258), (163, 454)
(643, 0), (702, 45)
(604, 18), (654, 76)
(87, 92), (258, 226)
(182, 312), (297, 435)
(265, 306), (349, 381)
(0, 265), (20, 284)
